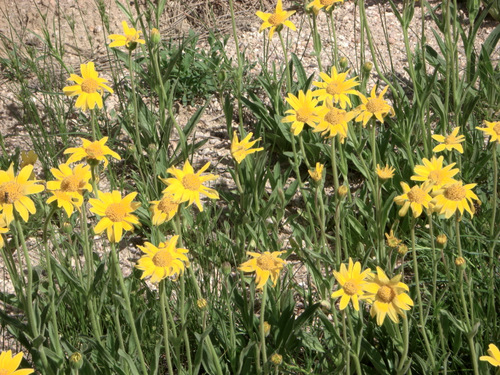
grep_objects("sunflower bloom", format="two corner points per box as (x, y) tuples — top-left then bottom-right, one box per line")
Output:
(63, 62), (113, 111)
(311, 101), (355, 139)
(308, 162), (324, 182)
(282, 90), (321, 135)
(355, 85), (394, 127)
(477, 121), (500, 143)
(432, 127), (465, 153)
(364, 267), (413, 325)
(231, 131), (264, 164)
(136, 236), (189, 283)
(89, 191), (140, 243)
(307, 0), (343, 14)
(376, 164), (395, 180)
(0, 350), (34, 375)
(150, 193), (179, 226)
(239, 251), (286, 289)
(331, 258), (372, 311)
(394, 181), (433, 218)
(431, 181), (480, 219)
(256, 0), (296, 39)
(411, 156), (459, 191)
(64, 137), (121, 167)
(161, 160), (219, 212)
(480, 344), (500, 367)
(313, 67), (360, 109)
(0, 164), (44, 225)
(108, 21), (145, 49)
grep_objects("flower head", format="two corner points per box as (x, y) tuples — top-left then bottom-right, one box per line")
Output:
(161, 160), (219, 212)
(480, 344), (500, 367)
(108, 21), (145, 49)
(432, 127), (465, 153)
(282, 90), (321, 135)
(376, 164), (395, 181)
(411, 156), (459, 192)
(307, 0), (343, 14)
(256, 0), (296, 39)
(385, 230), (401, 248)
(355, 85), (394, 127)
(312, 101), (355, 139)
(231, 131), (264, 164)
(394, 181), (433, 218)
(63, 62), (113, 111)
(89, 191), (140, 243)
(238, 251), (286, 289)
(136, 236), (189, 283)
(0, 164), (45, 225)
(64, 137), (121, 167)
(364, 267), (413, 325)
(308, 162), (324, 182)
(0, 350), (34, 375)
(313, 67), (359, 109)
(477, 121), (500, 143)
(150, 193), (179, 226)
(431, 181), (480, 219)
(330, 258), (373, 311)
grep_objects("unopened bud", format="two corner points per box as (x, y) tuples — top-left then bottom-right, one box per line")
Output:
(436, 234), (447, 248)
(197, 298), (208, 310)
(339, 57), (348, 69)
(263, 321), (271, 337)
(397, 244), (408, 256)
(69, 352), (83, 370)
(362, 62), (373, 74)
(221, 261), (232, 275)
(270, 353), (283, 366)
(150, 28), (161, 45)
(338, 185), (348, 198)
(455, 256), (466, 268)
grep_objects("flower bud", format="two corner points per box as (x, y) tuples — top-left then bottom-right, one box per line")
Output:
(339, 57), (348, 69)
(69, 352), (83, 370)
(436, 234), (447, 248)
(397, 244), (408, 256)
(150, 28), (161, 45)
(263, 321), (271, 337)
(362, 62), (373, 74)
(221, 261), (232, 275)
(337, 185), (348, 198)
(197, 298), (208, 310)
(455, 256), (466, 268)
(270, 353), (283, 366)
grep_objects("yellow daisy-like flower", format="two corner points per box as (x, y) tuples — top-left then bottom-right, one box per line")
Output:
(238, 251), (286, 289)
(480, 343), (500, 367)
(355, 85), (394, 127)
(308, 162), (324, 182)
(376, 164), (395, 180)
(307, 0), (343, 15)
(150, 193), (179, 226)
(411, 156), (459, 191)
(0, 350), (34, 375)
(89, 191), (140, 243)
(136, 236), (189, 283)
(161, 160), (219, 212)
(108, 21), (145, 49)
(313, 67), (360, 109)
(231, 131), (264, 164)
(477, 120), (500, 143)
(256, 0), (296, 39)
(330, 258), (372, 311)
(431, 181), (480, 219)
(64, 137), (121, 168)
(364, 267), (414, 325)
(282, 90), (321, 136)
(0, 164), (45, 225)
(432, 127), (465, 153)
(394, 181), (433, 218)
(311, 101), (355, 139)
(385, 230), (401, 248)
(63, 62), (114, 111)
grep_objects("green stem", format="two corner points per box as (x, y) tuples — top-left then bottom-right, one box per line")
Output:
(278, 31), (291, 93)
(180, 274), (192, 373)
(311, 14), (323, 71)
(341, 311), (350, 374)
(260, 284), (269, 374)
(328, 10), (339, 67)
(370, 120), (384, 261)
(346, 312), (362, 374)
(331, 138), (342, 265)
(160, 280), (174, 375)
(396, 314), (410, 374)
(128, 50), (144, 164)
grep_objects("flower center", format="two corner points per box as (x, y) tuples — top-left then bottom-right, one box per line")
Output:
(105, 202), (127, 222)
(343, 281), (358, 295)
(85, 144), (105, 159)
(0, 369), (10, 375)
(326, 81), (342, 96)
(320, 0), (335, 5)
(406, 186), (426, 203)
(182, 174), (201, 191)
(267, 14), (282, 26)
(325, 108), (344, 125)
(365, 98), (385, 114)
(0, 181), (23, 204)
(158, 196), (178, 213)
(493, 122), (500, 136)
(444, 183), (466, 201)
(60, 175), (83, 192)
(428, 170), (444, 185)
(152, 249), (173, 267)
(295, 108), (312, 123)
(80, 78), (99, 94)
(256, 253), (276, 271)
(444, 134), (458, 145)
(377, 285), (395, 303)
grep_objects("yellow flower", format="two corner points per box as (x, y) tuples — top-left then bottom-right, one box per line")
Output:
(0, 164), (45, 225)
(0, 350), (34, 375)
(385, 230), (401, 248)
(477, 121), (500, 143)
(238, 251), (286, 289)
(282, 90), (321, 135)
(231, 131), (264, 164)
(313, 67), (359, 109)
(411, 156), (459, 191)
(47, 163), (92, 217)
(256, 0), (296, 39)
(364, 267), (413, 325)
(63, 62), (113, 111)
(394, 181), (433, 218)
(307, 0), (343, 14)
(136, 236), (189, 283)
(432, 127), (465, 153)
(376, 164), (395, 180)
(355, 85), (394, 127)
(308, 162), (324, 182)
(89, 191), (140, 243)
(431, 181), (480, 219)
(161, 160), (219, 212)
(109, 21), (145, 49)
(312, 101), (355, 139)
(64, 137), (121, 167)
(150, 193), (179, 226)
(20, 151), (37, 168)
(330, 258), (373, 311)
(480, 343), (500, 367)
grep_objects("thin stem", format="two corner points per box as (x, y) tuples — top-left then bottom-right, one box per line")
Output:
(346, 312), (362, 374)
(397, 314), (410, 374)
(278, 31), (291, 93)
(331, 138), (341, 265)
(260, 284), (269, 374)
(160, 280), (174, 375)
